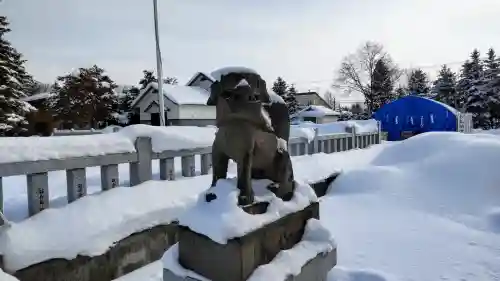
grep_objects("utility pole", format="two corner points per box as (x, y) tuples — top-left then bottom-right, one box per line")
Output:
(153, 0), (166, 126)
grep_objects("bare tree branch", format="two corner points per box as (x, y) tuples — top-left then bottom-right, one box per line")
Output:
(323, 91), (337, 109)
(334, 41), (400, 112)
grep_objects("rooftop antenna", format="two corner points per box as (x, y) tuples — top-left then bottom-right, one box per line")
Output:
(153, 0), (166, 126)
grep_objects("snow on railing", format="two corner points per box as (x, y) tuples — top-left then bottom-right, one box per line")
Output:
(0, 126), (381, 223)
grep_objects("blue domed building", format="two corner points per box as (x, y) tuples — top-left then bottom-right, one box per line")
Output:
(373, 95), (473, 141)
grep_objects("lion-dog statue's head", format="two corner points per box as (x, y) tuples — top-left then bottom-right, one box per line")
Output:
(207, 71), (273, 131)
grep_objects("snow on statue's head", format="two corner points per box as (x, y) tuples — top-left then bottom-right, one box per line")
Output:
(207, 68), (272, 128)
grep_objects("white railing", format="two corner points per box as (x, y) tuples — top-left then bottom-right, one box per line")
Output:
(0, 127), (381, 223)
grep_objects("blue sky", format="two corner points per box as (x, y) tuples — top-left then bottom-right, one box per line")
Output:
(3, 0), (500, 101)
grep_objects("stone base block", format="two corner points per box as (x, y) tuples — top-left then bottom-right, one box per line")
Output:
(177, 202), (319, 281)
(163, 247), (337, 281)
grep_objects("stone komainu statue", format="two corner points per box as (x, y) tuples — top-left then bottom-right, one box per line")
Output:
(206, 70), (295, 205)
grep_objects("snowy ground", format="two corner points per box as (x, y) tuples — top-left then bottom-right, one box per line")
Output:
(113, 131), (500, 281)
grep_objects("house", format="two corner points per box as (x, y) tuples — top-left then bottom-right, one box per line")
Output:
(130, 78), (215, 126)
(292, 105), (341, 124)
(295, 91), (333, 109)
(373, 95), (473, 141)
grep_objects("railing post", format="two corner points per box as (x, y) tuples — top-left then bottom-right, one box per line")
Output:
(201, 153), (212, 175)
(353, 126), (357, 149)
(101, 164), (119, 191)
(309, 128), (319, 155)
(160, 158), (175, 180)
(181, 155), (196, 177)
(27, 173), (49, 216)
(129, 137), (153, 186)
(299, 142), (306, 155)
(67, 168), (87, 203)
(377, 120), (382, 144)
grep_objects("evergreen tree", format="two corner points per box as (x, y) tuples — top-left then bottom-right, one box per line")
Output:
(371, 59), (395, 111)
(49, 65), (119, 129)
(164, 76), (179, 85)
(484, 48), (499, 80)
(407, 68), (430, 97)
(139, 70), (157, 89)
(271, 77), (288, 97)
(482, 48), (500, 127)
(138, 70), (178, 90)
(118, 86), (140, 124)
(463, 49), (489, 128)
(0, 16), (36, 136)
(456, 60), (472, 110)
(432, 65), (458, 107)
(394, 86), (408, 99)
(285, 84), (300, 115)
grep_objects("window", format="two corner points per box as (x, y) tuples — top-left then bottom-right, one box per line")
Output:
(304, 117), (317, 123)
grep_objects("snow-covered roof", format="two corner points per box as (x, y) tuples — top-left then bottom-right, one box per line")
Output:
(185, 72), (215, 86)
(294, 105), (340, 118)
(421, 97), (459, 115)
(210, 66), (259, 82)
(131, 82), (210, 107)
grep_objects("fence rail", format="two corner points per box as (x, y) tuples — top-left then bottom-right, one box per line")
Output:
(0, 127), (381, 222)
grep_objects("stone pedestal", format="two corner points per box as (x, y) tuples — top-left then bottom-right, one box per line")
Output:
(163, 248), (337, 281)
(163, 199), (336, 281)
(179, 202), (318, 281)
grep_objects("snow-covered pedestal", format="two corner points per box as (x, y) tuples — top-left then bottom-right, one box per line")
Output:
(162, 178), (337, 281)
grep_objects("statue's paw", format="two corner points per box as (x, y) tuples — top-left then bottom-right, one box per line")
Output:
(205, 192), (217, 203)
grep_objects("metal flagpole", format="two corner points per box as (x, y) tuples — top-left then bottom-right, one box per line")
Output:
(153, 0), (166, 126)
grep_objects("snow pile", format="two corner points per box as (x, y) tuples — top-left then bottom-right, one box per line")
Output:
(290, 119), (379, 142)
(118, 124), (216, 152)
(0, 133), (135, 164)
(90, 130), (500, 281)
(328, 268), (395, 281)
(0, 269), (19, 281)
(162, 219), (335, 281)
(177, 178), (317, 244)
(473, 128), (500, 135)
(0, 177), (211, 271)
(322, 131), (500, 280)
